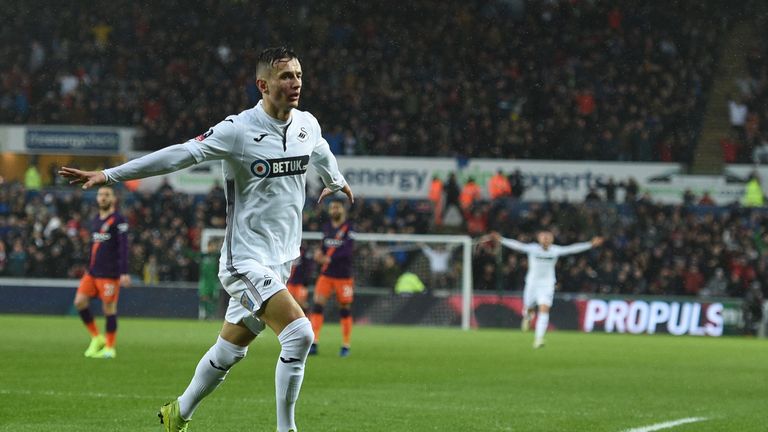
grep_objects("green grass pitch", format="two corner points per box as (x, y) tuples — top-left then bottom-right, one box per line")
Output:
(0, 315), (765, 431)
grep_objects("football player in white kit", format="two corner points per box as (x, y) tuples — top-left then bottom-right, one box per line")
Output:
(492, 231), (603, 348)
(60, 47), (353, 432)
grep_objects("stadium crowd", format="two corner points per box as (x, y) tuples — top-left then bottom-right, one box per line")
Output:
(1, 178), (766, 302)
(725, 10), (768, 164)
(1, 0), (727, 162)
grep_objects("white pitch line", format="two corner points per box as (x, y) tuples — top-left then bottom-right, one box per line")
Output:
(622, 417), (709, 432)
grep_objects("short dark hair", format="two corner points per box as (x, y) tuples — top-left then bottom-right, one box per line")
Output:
(256, 46), (298, 77)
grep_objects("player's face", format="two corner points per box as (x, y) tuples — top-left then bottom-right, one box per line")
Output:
(537, 232), (553, 248)
(261, 58), (302, 111)
(96, 187), (115, 211)
(329, 201), (346, 222)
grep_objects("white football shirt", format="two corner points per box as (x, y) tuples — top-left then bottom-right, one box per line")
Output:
(500, 238), (592, 288)
(104, 100), (346, 268)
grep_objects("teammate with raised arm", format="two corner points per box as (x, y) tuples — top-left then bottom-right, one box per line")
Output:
(75, 185), (130, 359)
(309, 199), (355, 357)
(60, 47), (353, 432)
(492, 230), (604, 348)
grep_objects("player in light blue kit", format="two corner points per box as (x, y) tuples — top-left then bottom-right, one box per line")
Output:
(492, 231), (604, 348)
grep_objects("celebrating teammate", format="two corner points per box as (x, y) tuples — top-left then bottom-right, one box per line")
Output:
(491, 231), (604, 348)
(74, 186), (130, 359)
(60, 46), (353, 432)
(309, 199), (355, 357)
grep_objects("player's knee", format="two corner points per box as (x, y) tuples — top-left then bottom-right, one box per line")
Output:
(311, 303), (324, 315)
(339, 307), (351, 319)
(212, 336), (248, 370)
(294, 318), (314, 349)
(278, 317), (313, 354)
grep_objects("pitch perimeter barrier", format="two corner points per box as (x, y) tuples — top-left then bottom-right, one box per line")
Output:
(0, 278), (761, 337)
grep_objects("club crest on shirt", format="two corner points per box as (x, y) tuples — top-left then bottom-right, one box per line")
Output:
(297, 127), (309, 142)
(249, 155), (310, 178)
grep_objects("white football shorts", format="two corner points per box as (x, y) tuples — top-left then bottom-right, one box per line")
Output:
(523, 283), (555, 309)
(219, 259), (292, 324)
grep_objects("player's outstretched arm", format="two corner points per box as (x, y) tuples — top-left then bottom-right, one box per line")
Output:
(493, 232), (532, 253)
(60, 144), (200, 189)
(60, 118), (236, 189)
(556, 239), (597, 256)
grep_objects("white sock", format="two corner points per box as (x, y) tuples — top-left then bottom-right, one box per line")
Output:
(535, 312), (549, 342)
(275, 317), (313, 432)
(178, 336), (248, 420)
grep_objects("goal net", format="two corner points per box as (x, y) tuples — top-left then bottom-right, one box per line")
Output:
(201, 229), (474, 330)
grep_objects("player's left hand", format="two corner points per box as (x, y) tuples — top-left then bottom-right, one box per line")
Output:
(58, 167), (107, 189)
(591, 236), (605, 247)
(119, 274), (132, 288)
(318, 184), (354, 204)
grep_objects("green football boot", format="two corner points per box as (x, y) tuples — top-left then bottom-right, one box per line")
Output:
(84, 335), (106, 357)
(91, 346), (116, 359)
(158, 399), (189, 432)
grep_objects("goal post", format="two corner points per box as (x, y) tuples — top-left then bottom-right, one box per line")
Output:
(201, 229), (474, 330)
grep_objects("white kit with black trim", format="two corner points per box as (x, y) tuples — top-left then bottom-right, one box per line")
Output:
(103, 100), (347, 314)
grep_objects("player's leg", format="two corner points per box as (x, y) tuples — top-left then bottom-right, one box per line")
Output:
(259, 289), (312, 432)
(309, 275), (332, 354)
(74, 274), (104, 357)
(91, 278), (120, 358)
(521, 285), (536, 332)
(198, 294), (210, 320)
(164, 269), (267, 429)
(533, 287), (554, 348)
(170, 319), (255, 426)
(336, 278), (354, 357)
(98, 301), (118, 357)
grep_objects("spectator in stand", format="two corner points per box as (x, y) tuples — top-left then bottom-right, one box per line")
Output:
(623, 178), (640, 203)
(728, 96), (748, 145)
(508, 169), (525, 199)
(698, 191), (716, 206)
(683, 264), (705, 295)
(459, 177), (482, 212)
(742, 171), (765, 207)
(6, 238), (27, 277)
(443, 172), (462, 222)
(719, 134), (740, 164)
(701, 267), (727, 297)
(742, 282), (764, 335)
(488, 169), (512, 201)
(682, 189), (696, 206)
(427, 175), (444, 226)
(585, 187), (602, 202)
(598, 177), (617, 203)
